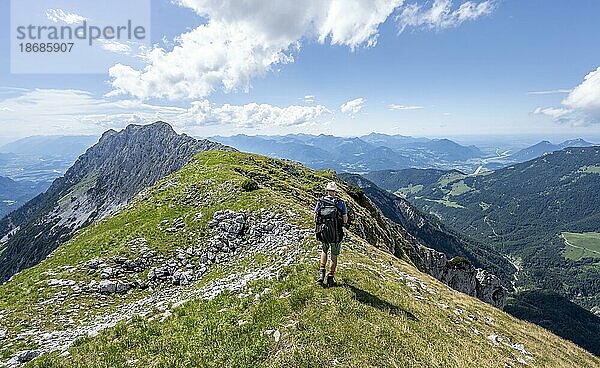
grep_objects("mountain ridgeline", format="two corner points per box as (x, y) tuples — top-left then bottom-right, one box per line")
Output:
(0, 134), (596, 366)
(211, 133), (485, 173)
(509, 138), (595, 163)
(0, 122), (231, 284)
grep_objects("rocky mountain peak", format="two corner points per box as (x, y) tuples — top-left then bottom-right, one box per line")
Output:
(0, 122), (231, 284)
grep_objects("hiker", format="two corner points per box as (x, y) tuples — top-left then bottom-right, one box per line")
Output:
(315, 181), (348, 287)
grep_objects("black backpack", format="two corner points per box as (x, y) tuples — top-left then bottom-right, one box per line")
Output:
(316, 197), (343, 243)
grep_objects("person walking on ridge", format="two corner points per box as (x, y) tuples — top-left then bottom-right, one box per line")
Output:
(314, 181), (348, 287)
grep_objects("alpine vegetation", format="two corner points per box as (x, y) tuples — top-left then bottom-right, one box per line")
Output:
(0, 143), (596, 367)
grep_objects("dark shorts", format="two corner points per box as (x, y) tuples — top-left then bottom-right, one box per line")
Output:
(321, 242), (341, 256)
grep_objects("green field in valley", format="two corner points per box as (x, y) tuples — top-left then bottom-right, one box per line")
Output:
(562, 232), (600, 260)
(579, 165), (600, 174)
(395, 184), (423, 198)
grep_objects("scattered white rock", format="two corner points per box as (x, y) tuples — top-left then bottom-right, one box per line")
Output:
(516, 357), (528, 365)
(0, 210), (311, 367)
(487, 334), (501, 344)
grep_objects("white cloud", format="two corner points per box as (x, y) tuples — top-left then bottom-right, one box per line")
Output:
(108, 0), (406, 100)
(0, 89), (330, 137)
(46, 9), (87, 24)
(534, 67), (600, 126)
(107, 0), (497, 101)
(178, 100), (331, 128)
(527, 89), (572, 95)
(533, 107), (570, 120)
(388, 104), (423, 111)
(563, 67), (600, 116)
(0, 89), (185, 136)
(397, 0), (495, 32)
(340, 97), (365, 116)
(99, 40), (132, 55)
(304, 95), (316, 104)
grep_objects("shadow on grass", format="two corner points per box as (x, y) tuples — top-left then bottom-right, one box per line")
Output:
(344, 283), (418, 321)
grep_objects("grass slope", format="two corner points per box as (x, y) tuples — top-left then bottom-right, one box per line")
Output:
(0, 151), (596, 367)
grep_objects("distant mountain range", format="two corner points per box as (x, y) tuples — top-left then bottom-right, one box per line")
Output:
(0, 135), (99, 182)
(212, 134), (600, 174)
(0, 176), (49, 219)
(1, 133), (596, 186)
(0, 135), (99, 157)
(485, 138), (597, 166)
(509, 138), (595, 162)
(211, 134), (485, 172)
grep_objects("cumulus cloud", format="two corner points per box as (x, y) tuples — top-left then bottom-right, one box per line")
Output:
(340, 97), (365, 116)
(397, 0), (495, 32)
(178, 100), (330, 128)
(46, 9), (87, 24)
(563, 67), (600, 116)
(108, 0), (404, 100)
(388, 104), (424, 111)
(0, 89), (330, 137)
(106, 0), (498, 101)
(534, 67), (600, 126)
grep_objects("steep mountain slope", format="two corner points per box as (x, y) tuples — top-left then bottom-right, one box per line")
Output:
(0, 122), (230, 284)
(0, 151), (596, 367)
(505, 290), (600, 356)
(365, 147), (600, 309)
(340, 173), (515, 287)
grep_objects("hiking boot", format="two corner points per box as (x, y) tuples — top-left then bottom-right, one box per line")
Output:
(326, 274), (336, 287)
(317, 269), (326, 285)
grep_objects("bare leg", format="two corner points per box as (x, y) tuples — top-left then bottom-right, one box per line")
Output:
(329, 254), (338, 275)
(317, 251), (328, 283)
(320, 251), (328, 268)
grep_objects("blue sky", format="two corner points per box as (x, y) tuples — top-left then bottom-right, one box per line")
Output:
(1, 0), (600, 141)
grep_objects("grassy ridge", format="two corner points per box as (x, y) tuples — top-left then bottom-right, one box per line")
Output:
(31, 241), (600, 368)
(0, 151), (596, 367)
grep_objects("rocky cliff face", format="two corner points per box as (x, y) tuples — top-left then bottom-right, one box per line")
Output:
(0, 122), (231, 284)
(411, 246), (507, 308)
(341, 173), (509, 308)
